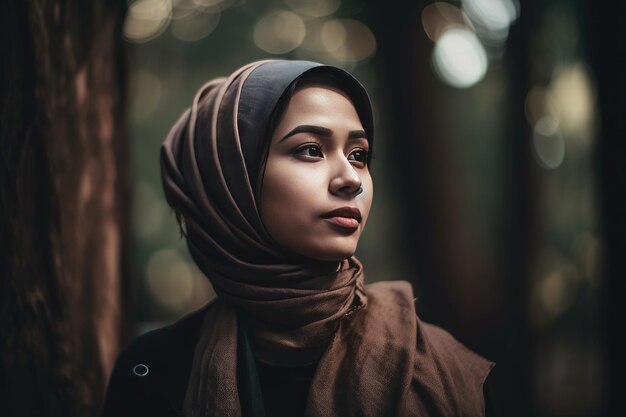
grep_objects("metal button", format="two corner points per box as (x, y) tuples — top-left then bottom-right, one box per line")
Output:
(132, 363), (149, 377)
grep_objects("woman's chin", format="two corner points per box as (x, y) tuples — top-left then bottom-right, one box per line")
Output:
(278, 235), (360, 263)
(306, 245), (356, 263)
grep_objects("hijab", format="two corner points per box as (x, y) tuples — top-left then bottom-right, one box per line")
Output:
(160, 60), (493, 417)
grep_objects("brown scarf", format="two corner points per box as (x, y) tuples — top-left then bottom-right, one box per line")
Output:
(160, 60), (493, 417)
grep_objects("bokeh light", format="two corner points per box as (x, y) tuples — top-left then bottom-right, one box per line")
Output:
(461, 0), (519, 33)
(524, 86), (555, 128)
(573, 233), (602, 286)
(548, 63), (596, 143)
(320, 19), (347, 52)
(421, 2), (473, 42)
(532, 116), (565, 170)
(145, 249), (195, 311)
(531, 262), (578, 326)
(299, 20), (329, 55)
(123, 0), (234, 44)
(253, 10), (306, 54)
(190, 0), (225, 8)
(171, 0), (200, 20)
(321, 19), (376, 63)
(432, 27), (488, 88)
(297, 18), (376, 65)
(285, 0), (341, 18)
(171, 7), (221, 42)
(124, 0), (172, 43)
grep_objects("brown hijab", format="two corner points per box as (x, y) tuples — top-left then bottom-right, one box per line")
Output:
(160, 60), (493, 417)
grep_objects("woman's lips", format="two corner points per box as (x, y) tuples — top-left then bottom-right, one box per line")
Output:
(324, 216), (360, 230)
(320, 206), (361, 231)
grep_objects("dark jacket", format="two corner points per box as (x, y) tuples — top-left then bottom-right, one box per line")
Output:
(101, 306), (207, 417)
(101, 305), (497, 417)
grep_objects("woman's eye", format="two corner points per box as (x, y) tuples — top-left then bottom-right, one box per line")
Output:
(348, 149), (369, 164)
(295, 144), (323, 158)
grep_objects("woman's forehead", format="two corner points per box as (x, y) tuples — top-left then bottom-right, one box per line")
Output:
(274, 87), (363, 130)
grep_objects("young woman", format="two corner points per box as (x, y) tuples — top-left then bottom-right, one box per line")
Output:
(102, 60), (495, 417)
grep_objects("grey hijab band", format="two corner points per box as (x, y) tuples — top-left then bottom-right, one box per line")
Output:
(237, 60), (375, 191)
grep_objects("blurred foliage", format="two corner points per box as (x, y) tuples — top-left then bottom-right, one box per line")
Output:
(127, 2), (603, 414)
(125, 0), (405, 326)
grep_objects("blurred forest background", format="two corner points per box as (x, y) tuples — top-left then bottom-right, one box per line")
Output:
(1, 0), (625, 416)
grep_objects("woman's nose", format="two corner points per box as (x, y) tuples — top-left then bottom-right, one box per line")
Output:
(329, 156), (362, 197)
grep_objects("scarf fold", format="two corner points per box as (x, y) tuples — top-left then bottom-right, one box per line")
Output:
(160, 60), (378, 416)
(182, 279), (492, 417)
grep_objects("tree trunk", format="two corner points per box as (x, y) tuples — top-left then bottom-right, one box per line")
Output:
(368, 0), (533, 414)
(587, 2), (626, 415)
(0, 1), (130, 416)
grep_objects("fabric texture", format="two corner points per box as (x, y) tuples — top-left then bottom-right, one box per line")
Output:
(100, 299), (496, 417)
(159, 59), (494, 417)
(160, 59), (373, 368)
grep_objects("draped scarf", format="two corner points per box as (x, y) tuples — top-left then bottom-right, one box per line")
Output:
(160, 60), (492, 417)
(160, 60), (377, 415)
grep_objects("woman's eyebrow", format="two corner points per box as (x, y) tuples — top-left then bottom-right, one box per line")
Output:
(279, 124), (368, 143)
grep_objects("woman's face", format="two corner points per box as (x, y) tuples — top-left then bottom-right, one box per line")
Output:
(260, 84), (373, 262)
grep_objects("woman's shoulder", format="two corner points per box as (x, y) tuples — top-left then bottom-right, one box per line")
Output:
(117, 299), (213, 359)
(415, 317), (495, 383)
(413, 308), (490, 357)
(363, 280), (495, 416)
(408, 318), (495, 416)
(364, 280), (493, 367)
(100, 300), (215, 417)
